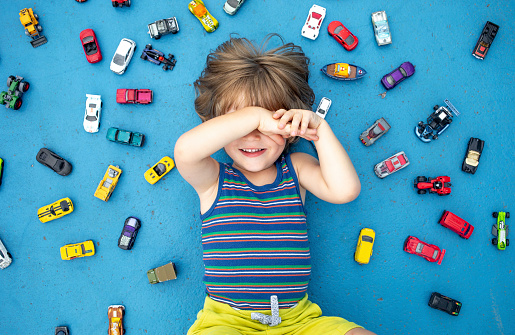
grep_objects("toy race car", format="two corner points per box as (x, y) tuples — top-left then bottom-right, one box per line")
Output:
(462, 137), (484, 174)
(354, 228), (375, 265)
(60, 240), (95, 260)
(439, 210), (474, 239)
(428, 292), (461, 316)
(112, 0), (130, 7)
(415, 99), (460, 142)
(141, 44), (177, 71)
(144, 156), (175, 184)
(188, 0), (218, 33)
(381, 62), (415, 90)
(0, 75), (30, 110)
(84, 94), (102, 133)
(328, 21), (358, 51)
(414, 176), (451, 196)
(360, 117), (390, 146)
(315, 97), (331, 119)
(36, 148), (72, 176)
(108, 305), (125, 335)
(371, 11), (391, 46)
(301, 4), (326, 40)
(94, 165), (122, 201)
(19, 8), (47, 48)
(472, 21), (499, 60)
(148, 17), (179, 39)
(116, 89), (153, 104)
(38, 198), (74, 223)
(374, 151), (409, 179)
(106, 127), (145, 147)
(118, 216), (141, 250)
(492, 211), (509, 250)
(147, 262), (177, 284)
(404, 236), (445, 265)
(80, 29), (102, 64)
(0, 236), (12, 269)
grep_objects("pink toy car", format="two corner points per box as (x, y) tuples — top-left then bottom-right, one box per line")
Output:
(116, 89), (153, 104)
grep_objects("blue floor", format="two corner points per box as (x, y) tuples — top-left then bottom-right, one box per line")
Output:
(1, 0), (514, 334)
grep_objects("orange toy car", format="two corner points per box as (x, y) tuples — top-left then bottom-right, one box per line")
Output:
(108, 305), (125, 335)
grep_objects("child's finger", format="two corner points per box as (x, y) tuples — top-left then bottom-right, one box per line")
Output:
(290, 112), (302, 136)
(278, 110), (294, 129)
(273, 109), (287, 119)
(299, 114), (311, 135)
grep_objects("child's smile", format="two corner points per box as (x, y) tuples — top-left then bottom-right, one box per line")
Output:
(240, 148), (266, 157)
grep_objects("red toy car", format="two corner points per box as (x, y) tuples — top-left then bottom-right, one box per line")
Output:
(414, 176), (451, 196)
(112, 0), (130, 7)
(327, 21), (358, 51)
(116, 89), (153, 104)
(404, 236), (445, 265)
(439, 210), (474, 239)
(80, 29), (102, 63)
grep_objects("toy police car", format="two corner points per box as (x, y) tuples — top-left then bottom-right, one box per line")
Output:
(415, 99), (460, 142)
(148, 17), (179, 39)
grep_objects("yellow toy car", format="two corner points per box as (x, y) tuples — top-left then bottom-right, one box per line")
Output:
(37, 197), (74, 223)
(19, 8), (47, 48)
(144, 156), (175, 185)
(354, 228), (375, 264)
(188, 0), (219, 33)
(94, 165), (122, 201)
(60, 240), (95, 260)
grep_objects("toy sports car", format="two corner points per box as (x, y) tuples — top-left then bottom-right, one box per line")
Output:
(118, 216), (141, 250)
(108, 305), (125, 335)
(0, 236), (12, 269)
(428, 292), (461, 316)
(327, 21), (358, 51)
(189, 0), (218, 33)
(116, 89), (153, 104)
(223, 0), (245, 15)
(38, 197), (74, 223)
(19, 8), (47, 48)
(60, 240), (95, 260)
(374, 151), (409, 179)
(415, 99), (460, 142)
(1, 75), (30, 110)
(404, 236), (445, 265)
(110, 38), (136, 75)
(144, 156), (175, 184)
(36, 148), (72, 176)
(301, 4), (326, 40)
(94, 165), (122, 202)
(148, 17), (179, 39)
(414, 176), (451, 196)
(84, 94), (102, 133)
(355, 228), (375, 265)
(492, 211), (509, 250)
(80, 29), (102, 64)
(371, 11), (391, 46)
(472, 21), (499, 60)
(360, 117), (390, 146)
(321, 63), (366, 81)
(381, 62), (415, 90)
(106, 127), (145, 147)
(141, 44), (177, 71)
(462, 137), (484, 174)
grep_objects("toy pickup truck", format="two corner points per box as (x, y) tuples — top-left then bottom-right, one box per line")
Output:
(116, 89), (153, 104)
(147, 262), (177, 284)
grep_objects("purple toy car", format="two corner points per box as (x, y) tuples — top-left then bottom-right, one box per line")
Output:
(118, 216), (141, 250)
(140, 44), (177, 71)
(381, 62), (415, 90)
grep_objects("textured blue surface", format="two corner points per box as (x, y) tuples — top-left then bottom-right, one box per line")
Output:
(0, 0), (514, 334)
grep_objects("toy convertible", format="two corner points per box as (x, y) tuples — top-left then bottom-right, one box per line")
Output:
(141, 44), (177, 71)
(321, 63), (366, 81)
(415, 99), (460, 142)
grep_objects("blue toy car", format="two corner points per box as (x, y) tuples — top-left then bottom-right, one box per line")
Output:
(415, 99), (460, 142)
(140, 44), (177, 71)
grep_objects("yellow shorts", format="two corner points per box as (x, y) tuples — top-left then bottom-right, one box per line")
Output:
(187, 294), (362, 335)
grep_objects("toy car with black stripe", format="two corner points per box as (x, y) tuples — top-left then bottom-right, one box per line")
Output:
(141, 44), (177, 71)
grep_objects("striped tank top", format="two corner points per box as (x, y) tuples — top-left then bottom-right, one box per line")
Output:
(201, 154), (311, 310)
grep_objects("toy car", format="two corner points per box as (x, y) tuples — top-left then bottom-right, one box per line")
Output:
(147, 262), (177, 284)
(0, 236), (13, 269)
(80, 29), (102, 64)
(371, 11), (391, 46)
(415, 99), (460, 142)
(60, 240), (95, 260)
(116, 89), (153, 104)
(462, 137), (484, 174)
(472, 21), (499, 60)
(321, 63), (366, 81)
(0, 75), (30, 110)
(110, 38), (136, 75)
(315, 97), (331, 119)
(414, 176), (451, 196)
(439, 210), (474, 239)
(36, 148), (72, 176)
(144, 156), (175, 184)
(223, 0), (245, 15)
(355, 228), (375, 265)
(492, 211), (509, 250)
(118, 216), (141, 250)
(141, 44), (177, 71)
(301, 4), (326, 40)
(148, 17), (179, 39)
(38, 197), (74, 223)
(403, 236), (445, 265)
(0, 157), (4, 186)
(374, 151), (409, 179)
(106, 127), (145, 147)
(55, 326), (69, 335)
(19, 8), (47, 48)
(428, 292), (461, 316)
(360, 118), (390, 146)
(327, 21), (358, 51)
(381, 62), (415, 90)
(108, 305), (125, 335)
(94, 165), (122, 202)
(84, 94), (102, 133)
(112, 0), (130, 7)
(188, 0), (219, 33)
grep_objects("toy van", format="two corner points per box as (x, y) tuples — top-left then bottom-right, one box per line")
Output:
(439, 210), (474, 239)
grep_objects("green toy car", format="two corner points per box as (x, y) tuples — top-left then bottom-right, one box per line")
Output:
(0, 76), (30, 110)
(106, 127), (145, 147)
(0, 158), (4, 186)
(491, 211), (509, 250)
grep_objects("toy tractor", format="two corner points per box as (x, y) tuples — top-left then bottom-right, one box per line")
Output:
(0, 76), (30, 110)
(19, 8), (47, 48)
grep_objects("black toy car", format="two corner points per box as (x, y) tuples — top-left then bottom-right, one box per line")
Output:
(118, 216), (141, 250)
(428, 292), (461, 316)
(141, 44), (177, 71)
(472, 21), (499, 60)
(148, 17), (179, 39)
(415, 99), (460, 143)
(36, 148), (72, 176)
(55, 326), (69, 335)
(462, 137), (485, 174)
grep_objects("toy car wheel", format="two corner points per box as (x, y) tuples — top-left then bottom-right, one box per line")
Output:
(140, 54), (147, 60)
(448, 118), (453, 124)
(168, 54), (173, 59)
(492, 238), (497, 245)
(37, 25), (42, 32)
(418, 121), (424, 127)
(424, 134), (431, 139)
(7, 252), (12, 258)
(13, 98), (22, 110)
(432, 134), (438, 140)
(145, 44), (152, 49)
(507, 239), (510, 246)
(416, 176), (427, 182)
(417, 189), (426, 194)
(112, 1), (117, 7)
(34, 14), (39, 19)
(507, 212), (510, 218)
(163, 65), (168, 71)
(25, 30), (30, 36)
(155, 35), (160, 40)
(19, 82), (30, 92)
(125, 0), (131, 6)
(433, 105), (439, 110)
(492, 212), (498, 218)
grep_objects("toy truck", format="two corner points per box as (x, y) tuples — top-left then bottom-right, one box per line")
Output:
(148, 17), (179, 39)
(19, 8), (47, 48)
(94, 165), (122, 201)
(439, 210), (474, 239)
(147, 262), (177, 284)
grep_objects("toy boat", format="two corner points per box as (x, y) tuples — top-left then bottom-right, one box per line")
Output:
(321, 63), (367, 81)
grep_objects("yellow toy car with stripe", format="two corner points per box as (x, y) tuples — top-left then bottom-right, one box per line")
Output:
(354, 228), (375, 264)
(188, 0), (218, 33)
(37, 197), (74, 223)
(144, 156), (175, 185)
(60, 240), (95, 260)
(94, 165), (122, 201)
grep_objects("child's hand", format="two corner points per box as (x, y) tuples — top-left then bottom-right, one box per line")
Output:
(273, 109), (323, 140)
(257, 109), (318, 141)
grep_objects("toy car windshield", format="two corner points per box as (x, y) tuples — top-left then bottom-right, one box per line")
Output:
(113, 55), (124, 66)
(362, 236), (373, 243)
(108, 168), (119, 178)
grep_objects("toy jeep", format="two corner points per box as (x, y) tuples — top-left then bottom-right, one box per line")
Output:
(147, 262), (177, 284)
(0, 76), (30, 110)
(492, 211), (509, 250)
(19, 8), (47, 48)
(148, 17), (179, 39)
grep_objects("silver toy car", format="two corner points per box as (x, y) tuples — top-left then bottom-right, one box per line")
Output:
(374, 151), (409, 179)
(0, 236), (12, 269)
(223, 0), (245, 15)
(315, 97), (331, 119)
(360, 117), (391, 146)
(371, 11), (392, 46)
(148, 17), (179, 39)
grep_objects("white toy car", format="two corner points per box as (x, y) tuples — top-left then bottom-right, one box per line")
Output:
(301, 4), (326, 40)
(110, 38), (136, 75)
(315, 97), (331, 119)
(371, 11), (392, 46)
(374, 151), (409, 178)
(223, 0), (245, 15)
(0, 236), (12, 269)
(83, 94), (102, 133)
